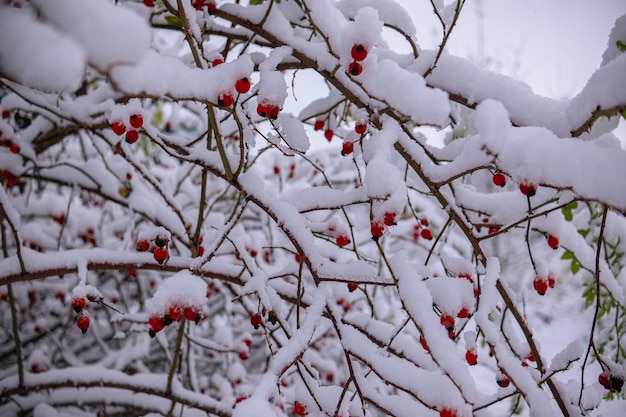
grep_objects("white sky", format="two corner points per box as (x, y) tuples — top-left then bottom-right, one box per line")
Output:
(396, 0), (626, 140)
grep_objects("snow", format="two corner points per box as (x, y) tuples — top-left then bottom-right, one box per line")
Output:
(0, 7), (86, 93)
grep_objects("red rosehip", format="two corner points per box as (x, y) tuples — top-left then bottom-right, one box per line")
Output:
(324, 129), (334, 142)
(519, 182), (536, 197)
(128, 269), (137, 277)
(341, 141), (354, 156)
(153, 247), (168, 265)
(355, 123), (367, 135)
(314, 119), (324, 131)
(440, 314), (455, 332)
(257, 102), (271, 118)
(250, 313), (262, 329)
(533, 277), (548, 296)
(348, 61), (363, 76)
(1, 110), (10, 119)
(351, 44), (368, 61)
(77, 315), (90, 334)
(184, 306), (201, 323)
(268, 105), (280, 119)
(421, 228), (433, 240)
(420, 217), (429, 226)
(148, 315), (165, 336)
(547, 235), (559, 250)
(465, 350), (478, 366)
(440, 408), (456, 417)
(293, 402), (307, 417)
(168, 304), (182, 322)
(492, 172), (506, 187)
(383, 212), (397, 226)
(125, 130), (139, 144)
(9, 142), (20, 154)
(239, 350), (249, 361)
(71, 296), (86, 313)
(207, 1), (216, 14)
(598, 371), (610, 389)
(111, 120), (126, 136)
(136, 239), (150, 252)
(371, 221), (385, 241)
(419, 335), (428, 350)
(212, 57), (224, 66)
(496, 375), (510, 388)
(548, 273), (556, 288)
(347, 282), (358, 292)
(129, 114), (143, 129)
(457, 306), (470, 319)
(218, 93), (233, 107)
(336, 235), (350, 247)
(143, 0), (154, 7)
(235, 77), (251, 94)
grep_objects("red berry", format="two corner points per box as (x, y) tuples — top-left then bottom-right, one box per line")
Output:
(9, 142), (20, 154)
(250, 313), (262, 329)
(128, 269), (137, 277)
(273, 166), (281, 175)
(548, 273), (556, 288)
(168, 304), (182, 322)
(598, 372), (610, 389)
(155, 235), (168, 248)
(1, 110), (10, 119)
(383, 212), (397, 226)
(341, 141), (354, 156)
(440, 408), (456, 417)
(351, 44), (368, 61)
(420, 217), (429, 226)
(533, 277), (548, 296)
(193, 0), (205, 10)
(314, 119), (324, 131)
(547, 235), (559, 249)
(184, 306), (201, 323)
(257, 102), (271, 118)
(143, 0), (154, 7)
(136, 239), (150, 252)
(497, 376), (510, 388)
(268, 105), (280, 119)
(71, 296), (86, 313)
(111, 121), (126, 135)
(324, 129), (334, 142)
(235, 77), (251, 94)
(419, 335), (428, 350)
(519, 182), (536, 197)
(347, 282), (358, 292)
(336, 235), (350, 247)
(440, 314), (455, 332)
(294, 253), (301, 263)
(149, 315), (165, 334)
(371, 221), (385, 241)
(207, 1), (216, 14)
(198, 246), (205, 256)
(77, 315), (90, 334)
(457, 306), (470, 319)
(348, 61), (363, 76)
(420, 228), (432, 240)
(465, 350), (478, 365)
(293, 402), (307, 417)
(355, 123), (367, 135)
(125, 130), (139, 144)
(153, 247), (168, 265)
(527, 352), (536, 362)
(129, 114), (143, 129)
(239, 350), (249, 361)
(218, 93), (233, 107)
(492, 172), (506, 187)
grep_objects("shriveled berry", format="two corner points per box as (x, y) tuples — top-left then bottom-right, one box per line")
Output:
(155, 236), (167, 248)
(351, 44), (368, 61)
(610, 375), (624, 392)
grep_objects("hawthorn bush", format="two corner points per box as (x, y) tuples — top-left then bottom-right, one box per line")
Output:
(1, 1), (626, 417)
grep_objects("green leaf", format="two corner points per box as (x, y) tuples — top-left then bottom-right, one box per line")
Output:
(571, 260), (580, 275)
(622, 109), (626, 120)
(165, 15), (183, 28)
(561, 250), (573, 260)
(250, 0), (264, 4)
(617, 40), (626, 52)
(578, 229), (590, 238)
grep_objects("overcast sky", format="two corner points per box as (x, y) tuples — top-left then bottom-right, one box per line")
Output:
(397, 0), (626, 140)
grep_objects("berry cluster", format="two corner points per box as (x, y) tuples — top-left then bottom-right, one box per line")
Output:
(347, 44), (368, 76)
(71, 295), (90, 334)
(148, 302), (203, 337)
(257, 101), (281, 119)
(412, 217), (433, 241)
(111, 113), (144, 144)
(533, 272), (556, 296)
(136, 232), (170, 265)
(598, 370), (624, 392)
(249, 309), (278, 330)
